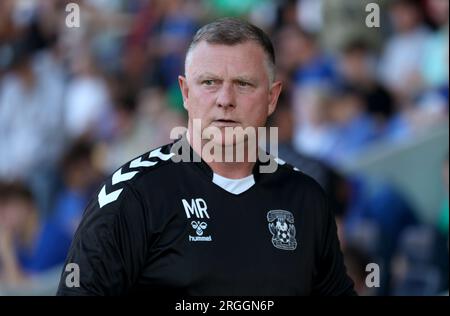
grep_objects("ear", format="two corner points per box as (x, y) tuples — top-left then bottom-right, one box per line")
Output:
(267, 80), (283, 116)
(178, 75), (189, 110)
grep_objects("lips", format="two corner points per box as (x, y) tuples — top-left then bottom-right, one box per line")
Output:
(211, 119), (240, 127)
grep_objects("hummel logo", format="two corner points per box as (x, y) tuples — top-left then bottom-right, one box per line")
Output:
(98, 147), (174, 208)
(191, 221), (207, 236)
(189, 220), (212, 242)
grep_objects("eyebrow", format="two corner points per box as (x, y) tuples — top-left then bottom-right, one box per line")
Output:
(195, 73), (222, 81)
(233, 76), (257, 84)
(195, 73), (258, 84)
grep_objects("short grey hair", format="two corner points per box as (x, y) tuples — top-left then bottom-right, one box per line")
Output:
(185, 18), (276, 83)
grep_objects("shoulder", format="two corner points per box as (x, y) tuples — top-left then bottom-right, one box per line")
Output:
(67, 143), (182, 251)
(269, 156), (326, 197)
(96, 142), (178, 210)
(265, 156), (330, 220)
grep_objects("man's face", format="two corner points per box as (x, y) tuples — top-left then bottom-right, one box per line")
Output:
(179, 41), (282, 146)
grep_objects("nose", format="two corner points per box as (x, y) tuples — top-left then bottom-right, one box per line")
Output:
(216, 82), (235, 109)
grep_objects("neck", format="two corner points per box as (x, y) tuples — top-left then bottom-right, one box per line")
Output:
(187, 130), (256, 179)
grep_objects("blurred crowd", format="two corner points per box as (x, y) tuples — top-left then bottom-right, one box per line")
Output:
(0, 0), (448, 295)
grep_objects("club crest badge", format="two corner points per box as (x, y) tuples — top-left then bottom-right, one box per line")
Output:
(267, 210), (297, 251)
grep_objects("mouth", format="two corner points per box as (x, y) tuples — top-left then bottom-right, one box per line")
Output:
(211, 119), (240, 127)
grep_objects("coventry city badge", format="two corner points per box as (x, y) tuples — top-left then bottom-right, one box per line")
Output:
(267, 210), (297, 251)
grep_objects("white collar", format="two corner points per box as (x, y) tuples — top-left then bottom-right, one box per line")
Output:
(212, 173), (255, 195)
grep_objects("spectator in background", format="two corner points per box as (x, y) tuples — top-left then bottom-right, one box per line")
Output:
(378, 0), (431, 103)
(0, 140), (100, 286)
(292, 86), (336, 160)
(118, 0), (168, 94)
(24, 140), (101, 272)
(137, 87), (186, 150)
(294, 84), (380, 167)
(274, 24), (305, 80)
(64, 49), (113, 141)
(277, 25), (342, 163)
(415, 0), (449, 119)
(421, 0), (449, 91)
(100, 86), (186, 173)
(291, 28), (337, 89)
(100, 89), (156, 172)
(0, 22), (66, 215)
(0, 179), (73, 295)
(0, 30), (65, 181)
(153, 0), (198, 89)
(0, 182), (38, 287)
(326, 85), (380, 166)
(338, 39), (395, 127)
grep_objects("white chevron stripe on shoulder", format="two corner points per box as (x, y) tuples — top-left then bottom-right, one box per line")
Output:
(149, 147), (175, 161)
(98, 185), (123, 208)
(97, 147), (174, 208)
(112, 168), (139, 186)
(130, 156), (158, 168)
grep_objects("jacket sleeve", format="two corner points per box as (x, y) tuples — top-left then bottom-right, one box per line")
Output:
(56, 183), (151, 296)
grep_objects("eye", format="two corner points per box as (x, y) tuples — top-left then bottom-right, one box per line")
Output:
(202, 79), (215, 86)
(237, 81), (251, 87)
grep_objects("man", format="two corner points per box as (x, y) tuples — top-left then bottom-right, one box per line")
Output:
(57, 18), (355, 296)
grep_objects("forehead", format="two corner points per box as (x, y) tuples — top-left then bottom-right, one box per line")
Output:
(186, 41), (269, 78)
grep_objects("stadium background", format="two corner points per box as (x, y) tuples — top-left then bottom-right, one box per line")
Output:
(0, 0), (448, 295)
